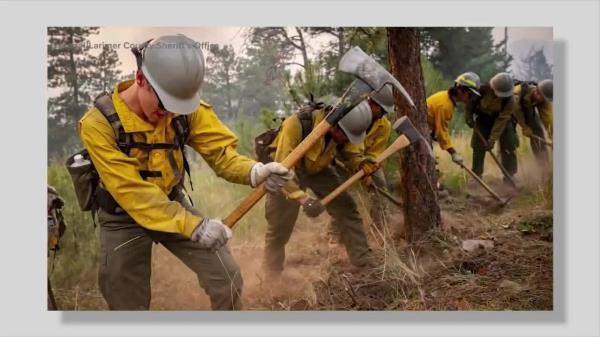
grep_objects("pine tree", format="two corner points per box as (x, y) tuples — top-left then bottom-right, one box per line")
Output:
(204, 44), (238, 120)
(420, 27), (512, 81)
(235, 38), (287, 119)
(519, 47), (553, 82)
(89, 45), (122, 94)
(47, 26), (99, 158)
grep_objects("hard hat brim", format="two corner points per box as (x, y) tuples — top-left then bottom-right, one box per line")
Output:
(468, 87), (481, 96)
(493, 89), (514, 98)
(143, 64), (202, 115)
(339, 123), (367, 144)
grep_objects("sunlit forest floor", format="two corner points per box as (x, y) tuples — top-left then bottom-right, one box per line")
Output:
(49, 132), (553, 310)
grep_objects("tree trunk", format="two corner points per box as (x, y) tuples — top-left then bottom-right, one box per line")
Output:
(295, 27), (309, 70)
(68, 29), (80, 123)
(338, 28), (345, 57)
(225, 65), (233, 119)
(387, 28), (441, 242)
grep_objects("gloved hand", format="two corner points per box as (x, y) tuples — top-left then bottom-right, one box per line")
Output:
(250, 162), (294, 193)
(484, 139), (496, 151)
(359, 158), (380, 176)
(191, 218), (232, 251)
(522, 127), (533, 137)
(451, 152), (464, 165)
(302, 197), (326, 218)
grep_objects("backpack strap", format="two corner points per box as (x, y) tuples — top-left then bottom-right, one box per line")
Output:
(171, 115), (193, 192)
(298, 111), (313, 140)
(93, 92), (192, 187)
(94, 93), (133, 155)
(297, 94), (323, 139)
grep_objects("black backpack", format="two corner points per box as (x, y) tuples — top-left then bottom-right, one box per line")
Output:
(254, 97), (324, 164)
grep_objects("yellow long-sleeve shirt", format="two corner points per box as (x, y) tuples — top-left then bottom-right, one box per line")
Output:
(269, 109), (364, 199)
(364, 116), (392, 160)
(79, 81), (255, 237)
(426, 90), (456, 151)
(343, 116), (391, 163)
(513, 83), (554, 139)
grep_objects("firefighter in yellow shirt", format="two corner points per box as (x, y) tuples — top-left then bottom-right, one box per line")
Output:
(513, 79), (553, 167)
(465, 72), (520, 181)
(78, 35), (292, 310)
(427, 72), (482, 167)
(334, 82), (393, 234)
(263, 95), (377, 277)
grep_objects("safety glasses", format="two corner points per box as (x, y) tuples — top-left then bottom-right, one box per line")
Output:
(149, 84), (166, 111)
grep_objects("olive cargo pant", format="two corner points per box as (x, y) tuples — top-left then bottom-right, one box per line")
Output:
(471, 116), (519, 178)
(264, 167), (371, 272)
(96, 192), (242, 310)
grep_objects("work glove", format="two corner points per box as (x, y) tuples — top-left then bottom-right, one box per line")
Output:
(359, 158), (380, 176)
(522, 127), (533, 137)
(250, 162), (294, 193)
(191, 218), (232, 251)
(451, 152), (464, 165)
(484, 139), (496, 151)
(302, 197), (326, 218)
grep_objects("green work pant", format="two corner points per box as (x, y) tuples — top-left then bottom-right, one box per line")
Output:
(264, 167), (371, 272)
(471, 116), (519, 178)
(95, 192), (242, 310)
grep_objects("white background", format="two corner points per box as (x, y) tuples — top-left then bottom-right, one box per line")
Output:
(0, 0), (598, 336)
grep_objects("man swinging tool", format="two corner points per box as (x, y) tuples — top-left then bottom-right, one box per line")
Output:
(466, 72), (520, 186)
(512, 79), (554, 169)
(75, 34), (292, 310)
(330, 79), (394, 242)
(261, 47), (416, 277)
(426, 71), (482, 193)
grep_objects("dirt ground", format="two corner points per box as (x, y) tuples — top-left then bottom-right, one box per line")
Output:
(52, 168), (553, 311)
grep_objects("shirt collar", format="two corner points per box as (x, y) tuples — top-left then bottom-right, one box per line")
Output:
(112, 80), (156, 133)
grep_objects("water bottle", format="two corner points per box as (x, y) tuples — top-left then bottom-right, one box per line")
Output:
(70, 154), (90, 168)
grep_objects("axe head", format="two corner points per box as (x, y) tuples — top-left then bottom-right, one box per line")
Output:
(338, 46), (416, 109)
(393, 116), (434, 159)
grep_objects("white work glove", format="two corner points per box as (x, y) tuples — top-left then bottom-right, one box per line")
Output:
(250, 162), (294, 193)
(190, 218), (232, 251)
(451, 152), (464, 165)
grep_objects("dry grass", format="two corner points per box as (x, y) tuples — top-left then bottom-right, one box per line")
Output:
(48, 130), (553, 311)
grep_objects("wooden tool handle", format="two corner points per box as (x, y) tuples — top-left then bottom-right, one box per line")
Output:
(375, 134), (410, 165)
(321, 170), (365, 205)
(528, 134), (553, 147)
(322, 135), (410, 206)
(460, 163), (504, 203)
(281, 121), (331, 168)
(223, 120), (333, 228)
